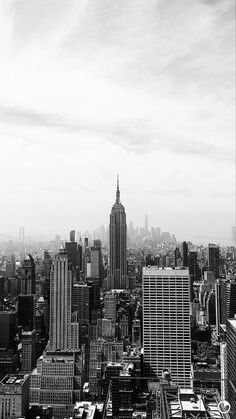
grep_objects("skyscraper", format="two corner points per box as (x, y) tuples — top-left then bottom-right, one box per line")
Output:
(30, 248), (81, 418)
(181, 241), (188, 267)
(109, 177), (128, 290)
(49, 248), (78, 350)
(21, 254), (36, 295)
(142, 267), (191, 386)
(208, 243), (220, 278)
(226, 317), (236, 418)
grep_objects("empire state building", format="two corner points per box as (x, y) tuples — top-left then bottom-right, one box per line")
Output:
(108, 177), (128, 290)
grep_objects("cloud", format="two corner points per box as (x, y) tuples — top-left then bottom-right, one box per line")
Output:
(0, 0), (234, 240)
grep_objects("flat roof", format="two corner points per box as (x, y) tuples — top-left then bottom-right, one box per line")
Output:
(143, 267), (189, 276)
(1, 374), (28, 386)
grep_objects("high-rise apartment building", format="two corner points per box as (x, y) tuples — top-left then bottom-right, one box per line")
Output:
(49, 248), (78, 351)
(109, 177), (128, 290)
(142, 267), (191, 386)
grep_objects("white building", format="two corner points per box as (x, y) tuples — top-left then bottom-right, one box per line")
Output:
(142, 267), (191, 386)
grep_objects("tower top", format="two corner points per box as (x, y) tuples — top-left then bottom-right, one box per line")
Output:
(116, 174), (120, 204)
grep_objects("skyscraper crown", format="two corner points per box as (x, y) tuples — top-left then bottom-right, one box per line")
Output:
(116, 174), (120, 204)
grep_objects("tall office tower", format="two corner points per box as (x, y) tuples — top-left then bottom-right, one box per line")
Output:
(144, 214), (148, 235)
(104, 291), (116, 323)
(109, 177), (128, 289)
(226, 317), (236, 418)
(19, 227), (25, 260)
(19, 226), (25, 243)
(232, 226), (236, 245)
(18, 295), (36, 331)
(49, 248), (78, 350)
(21, 254), (36, 295)
(21, 330), (36, 372)
(142, 267), (191, 386)
(181, 241), (188, 267)
(208, 243), (220, 278)
(70, 229), (75, 242)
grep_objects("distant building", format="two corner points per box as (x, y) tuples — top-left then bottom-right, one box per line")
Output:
(73, 283), (93, 325)
(142, 267), (191, 386)
(0, 277), (4, 304)
(181, 241), (188, 267)
(70, 230), (76, 242)
(208, 244), (220, 278)
(104, 292), (116, 323)
(21, 254), (36, 295)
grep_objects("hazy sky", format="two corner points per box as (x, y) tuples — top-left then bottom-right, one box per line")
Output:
(0, 0), (235, 243)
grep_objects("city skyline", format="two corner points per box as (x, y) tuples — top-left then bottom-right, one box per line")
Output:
(0, 0), (235, 242)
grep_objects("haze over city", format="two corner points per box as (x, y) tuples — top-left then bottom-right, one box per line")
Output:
(0, 0), (235, 243)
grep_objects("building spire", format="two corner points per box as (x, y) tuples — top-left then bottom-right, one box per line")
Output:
(116, 174), (120, 203)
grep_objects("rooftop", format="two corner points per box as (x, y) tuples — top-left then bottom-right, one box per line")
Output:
(1, 374), (28, 386)
(161, 386), (231, 419)
(143, 267), (189, 276)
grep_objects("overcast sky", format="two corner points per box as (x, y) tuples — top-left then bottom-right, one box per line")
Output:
(0, 0), (235, 243)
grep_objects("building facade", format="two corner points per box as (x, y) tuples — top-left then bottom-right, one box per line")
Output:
(49, 248), (79, 351)
(142, 267), (191, 386)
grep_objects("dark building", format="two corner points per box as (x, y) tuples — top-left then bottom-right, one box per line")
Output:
(0, 350), (18, 380)
(73, 283), (93, 324)
(0, 277), (4, 304)
(188, 250), (200, 301)
(18, 295), (36, 331)
(21, 255), (36, 295)
(0, 309), (18, 350)
(208, 243), (220, 278)
(109, 177), (128, 290)
(70, 230), (76, 242)
(226, 317), (236, 418)
(174, 247), (181, 267)
(65, 242), (80, 271)
(181, 241), (188, 267)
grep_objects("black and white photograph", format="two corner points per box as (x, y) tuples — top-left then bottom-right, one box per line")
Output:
(0, 0), (235, 418)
